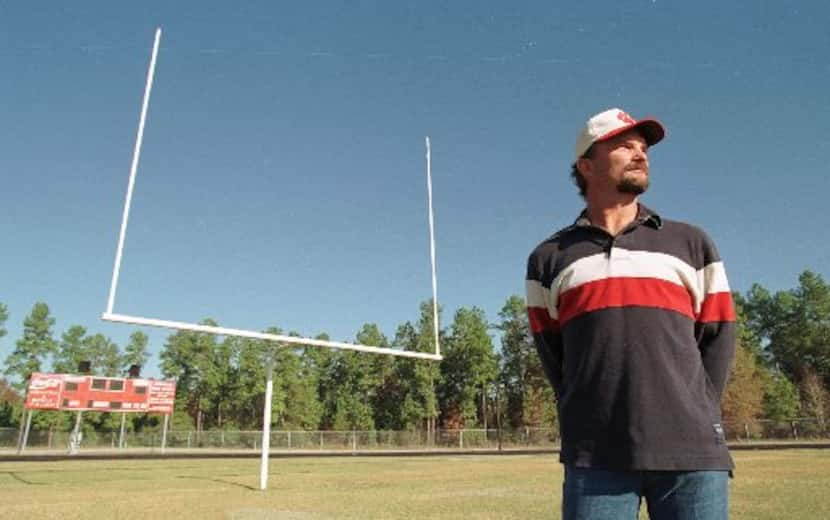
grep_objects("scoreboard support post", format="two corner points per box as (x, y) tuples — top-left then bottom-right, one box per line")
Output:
(119, 412), (127, 449)
(161, 414), (169, 454)
(17, 409), (33, 454)
(69, 411), (83, 455)
(16, 410), (25, 452)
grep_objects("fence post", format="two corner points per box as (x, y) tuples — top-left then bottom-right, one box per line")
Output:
(351, 431), (357, 453)
(744, 423), (751, 441)
(791, 421), (799, 440)
(459, 430), (464, 449)
(187, 431), (191, 449)
(288, 431), (292, 449)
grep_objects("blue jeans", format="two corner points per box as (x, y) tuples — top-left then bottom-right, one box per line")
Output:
(562, 466), (729, 520)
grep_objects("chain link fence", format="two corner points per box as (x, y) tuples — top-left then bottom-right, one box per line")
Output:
(0, 426), (559, 453)
(1, 419), (827, 455)
(725, 418), (829, 442)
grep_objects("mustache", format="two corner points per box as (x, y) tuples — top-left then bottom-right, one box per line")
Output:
(625, 162), (648, 172)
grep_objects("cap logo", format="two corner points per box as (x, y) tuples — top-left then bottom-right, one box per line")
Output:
(575, 108), (665, 162)
(616, 111), (635, 124)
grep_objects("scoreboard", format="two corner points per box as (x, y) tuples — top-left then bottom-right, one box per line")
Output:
(25, 372), (176, 414)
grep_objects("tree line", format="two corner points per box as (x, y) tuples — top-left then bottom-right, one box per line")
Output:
(1, 270), (829, 438)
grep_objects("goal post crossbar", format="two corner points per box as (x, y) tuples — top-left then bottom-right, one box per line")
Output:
(102, 313), (442, 361)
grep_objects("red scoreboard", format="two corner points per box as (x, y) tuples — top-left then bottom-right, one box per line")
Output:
(25, 372), (176, 414)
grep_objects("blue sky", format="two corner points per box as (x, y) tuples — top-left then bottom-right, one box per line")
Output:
(2, 1), (829, 378)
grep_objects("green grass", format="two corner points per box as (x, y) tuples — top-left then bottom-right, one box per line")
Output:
(0, 450), (828, 519)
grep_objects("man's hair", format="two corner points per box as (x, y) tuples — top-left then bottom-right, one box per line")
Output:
(570, 145), (594, 198)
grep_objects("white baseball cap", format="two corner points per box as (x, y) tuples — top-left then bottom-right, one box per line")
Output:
(574, 108), (665, 162)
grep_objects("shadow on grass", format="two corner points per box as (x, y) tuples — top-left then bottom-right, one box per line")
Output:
(176, 474), (258, 491)
(0, 472), (48, 485)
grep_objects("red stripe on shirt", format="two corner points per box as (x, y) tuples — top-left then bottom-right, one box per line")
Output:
(558, 277), (695, 326)
(697, 291), (736, 323)
(527, 306), (560, 334)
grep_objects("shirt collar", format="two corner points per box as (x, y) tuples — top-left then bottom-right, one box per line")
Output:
(573, 203), (663, 230)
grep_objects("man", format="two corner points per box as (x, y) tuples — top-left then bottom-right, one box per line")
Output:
(525, 108), (736, 519)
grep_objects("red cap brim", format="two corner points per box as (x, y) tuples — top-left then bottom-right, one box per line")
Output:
(596, 118), (665, 147)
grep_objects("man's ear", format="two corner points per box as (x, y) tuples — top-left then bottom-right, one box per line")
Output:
(576, 157), (592, 178)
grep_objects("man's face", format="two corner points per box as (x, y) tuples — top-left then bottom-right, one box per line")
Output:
(580, 130), (650, 197)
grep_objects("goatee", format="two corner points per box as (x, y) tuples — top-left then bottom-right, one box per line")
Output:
(617, 177), (648, 195)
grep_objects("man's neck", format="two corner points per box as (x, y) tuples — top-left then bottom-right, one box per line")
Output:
(585, 198), (639, 236)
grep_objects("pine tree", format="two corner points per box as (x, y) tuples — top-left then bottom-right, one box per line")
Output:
(3, 302), (58, 391)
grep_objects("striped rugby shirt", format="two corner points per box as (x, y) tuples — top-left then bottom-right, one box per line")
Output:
(526, 205), (736, 471)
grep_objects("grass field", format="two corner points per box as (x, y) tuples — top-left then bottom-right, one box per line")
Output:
(1, 450), (828, 519)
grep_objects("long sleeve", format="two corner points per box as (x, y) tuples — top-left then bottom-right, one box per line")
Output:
(526, 253), (564, 399)
(695, 235), (737, 399)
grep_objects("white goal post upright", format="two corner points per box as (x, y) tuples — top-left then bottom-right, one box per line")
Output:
(103, 27), (443, 491)
(425, 136), (440, 357)
(106, 27), (162, 316)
